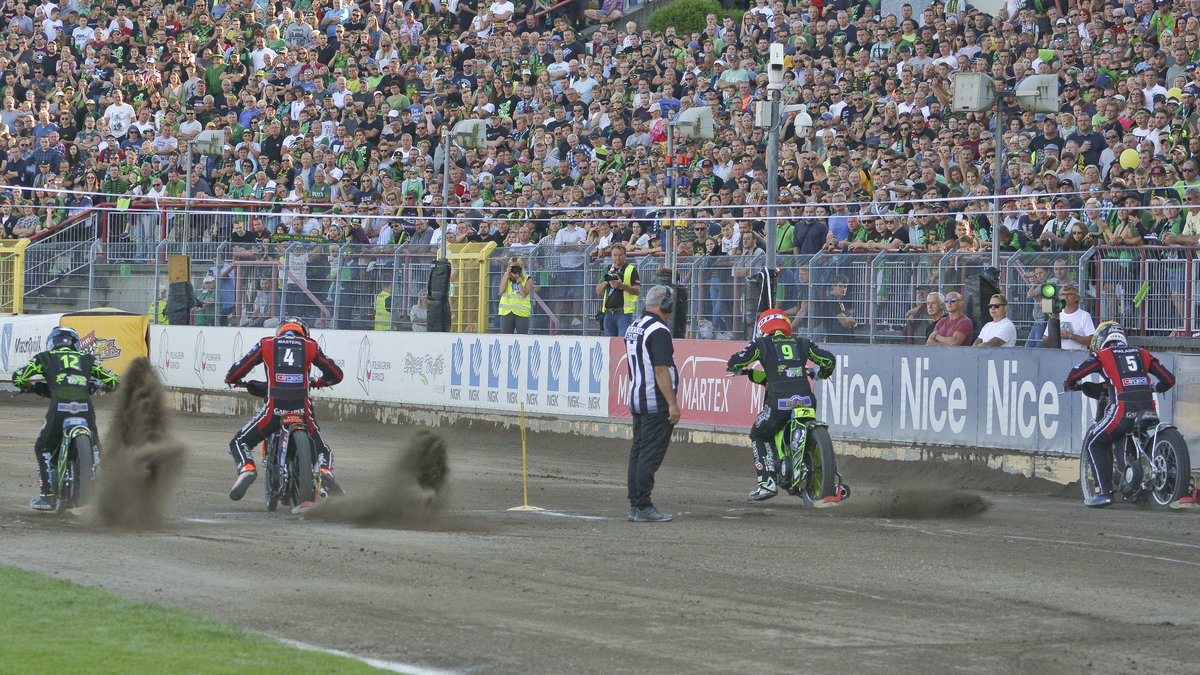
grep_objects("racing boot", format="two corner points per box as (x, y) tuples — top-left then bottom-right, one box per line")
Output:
(318, 466), (344, 498)
(748, 477), (778, 502)
(229, 462), (257, 501)
(30, 493), (56, 512)
(1171, 479), (1199, 510)
(813, 483), (849, 509)
(1084, 492), (1113, 508)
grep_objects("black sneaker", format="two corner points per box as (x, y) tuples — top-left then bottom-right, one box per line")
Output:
(229, 463), (257, 501)
(630, 506), (673, 522)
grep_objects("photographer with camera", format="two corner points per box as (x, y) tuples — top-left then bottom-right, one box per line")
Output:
(596, 243), (641, 337)
(498, 257), (534, 334)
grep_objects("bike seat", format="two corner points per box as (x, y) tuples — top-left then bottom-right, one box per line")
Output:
(1132, 411), (1160, 433)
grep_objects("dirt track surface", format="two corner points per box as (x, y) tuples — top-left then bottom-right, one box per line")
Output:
(2, 394), (1199, 673)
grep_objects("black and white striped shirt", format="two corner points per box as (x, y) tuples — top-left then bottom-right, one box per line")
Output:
(624, 313), (677, 414)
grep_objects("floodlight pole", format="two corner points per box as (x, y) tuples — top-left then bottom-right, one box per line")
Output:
(992, 99), (1002, 273)
(441, 129), (452, 262)
(666, 121), (676, 284)
(184, 139), (196, 256)
(765, 87), (781, 273)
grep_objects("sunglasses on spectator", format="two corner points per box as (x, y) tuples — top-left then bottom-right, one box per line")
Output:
(945, 298), (960, 303)
(988, 304), (1006, 309)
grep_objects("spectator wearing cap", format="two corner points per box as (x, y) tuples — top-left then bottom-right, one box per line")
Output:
(1039, 197), (1081, 251)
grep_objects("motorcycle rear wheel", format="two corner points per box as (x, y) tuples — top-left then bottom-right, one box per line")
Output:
(801, 427), (838, 506)
(288, 431), (317, 506)
(1148, 428), (1191, 509)
(73, 433), (97, 508)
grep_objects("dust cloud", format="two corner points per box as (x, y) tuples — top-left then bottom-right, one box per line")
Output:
(841, 486), (993, 519)
(305, 429), (450, 528)
(89, 357), (187, 529)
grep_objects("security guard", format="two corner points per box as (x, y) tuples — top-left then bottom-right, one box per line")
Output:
(596, 242), (640, 337)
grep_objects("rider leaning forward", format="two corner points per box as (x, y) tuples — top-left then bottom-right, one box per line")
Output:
(1063, 321), (1192, 508)
(727, 309), (836, 502)
(12, 326), (119, 511)
(224, 317), (344, 501)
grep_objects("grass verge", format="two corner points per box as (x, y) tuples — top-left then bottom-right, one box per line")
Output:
(0, 563), (387, 673)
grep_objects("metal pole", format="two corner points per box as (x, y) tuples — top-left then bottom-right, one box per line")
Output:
(766, 88), (780, 272)
(665, 121), (676, 284)
(184, 140), (194, 257)
(440, 129), (451, 262)
(991, 98), (1003, 272)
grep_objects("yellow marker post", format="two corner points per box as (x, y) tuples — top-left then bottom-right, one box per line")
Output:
(507, 403), (544, 512)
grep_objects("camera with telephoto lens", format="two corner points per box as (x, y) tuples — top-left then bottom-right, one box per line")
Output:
(510, 264), (522, 274)
(604, 270), (621, 282)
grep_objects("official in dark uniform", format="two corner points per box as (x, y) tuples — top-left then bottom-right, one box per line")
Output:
(623, 285), (680, 522)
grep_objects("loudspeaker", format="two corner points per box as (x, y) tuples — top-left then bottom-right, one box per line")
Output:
(426, 259), (452, 332)
(667, 284), (688, 337)
(749, 268), (779, 316)
(965, 269), (1001, 336)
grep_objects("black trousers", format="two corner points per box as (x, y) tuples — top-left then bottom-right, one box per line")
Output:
(628, 411), (673, 509)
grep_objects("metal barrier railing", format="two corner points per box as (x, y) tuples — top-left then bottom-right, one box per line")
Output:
(17, 209), (1200, 344)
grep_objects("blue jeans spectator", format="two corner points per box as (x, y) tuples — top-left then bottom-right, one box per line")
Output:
(603, 309), (632, 337)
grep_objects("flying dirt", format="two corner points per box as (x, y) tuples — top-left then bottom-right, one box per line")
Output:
(304, 429), (450, 527)
(90, 357), (187, 529)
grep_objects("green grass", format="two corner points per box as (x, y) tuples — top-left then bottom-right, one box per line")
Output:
(0, 563), (388, 673)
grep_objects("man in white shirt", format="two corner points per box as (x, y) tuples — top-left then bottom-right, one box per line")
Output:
(554, 217), (588, 327)
(1045, 284), (1094, 350)
(102, 90), (135, 137)
(974, 294), (1017, 347)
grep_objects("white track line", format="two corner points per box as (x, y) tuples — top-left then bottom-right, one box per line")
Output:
(1103, 534), (1200, 550)
(275, 637), (459, 674)
(880, 523), (1200, 568)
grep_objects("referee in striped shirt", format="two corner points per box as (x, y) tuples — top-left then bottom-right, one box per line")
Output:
(624, 285), (680, 523)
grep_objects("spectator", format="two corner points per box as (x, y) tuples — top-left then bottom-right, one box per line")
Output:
(817, 275), (860, 344)
(904, 290), (945, 345)
(1047, 285), (1095, 351)
(584, 0), (624, 27)
(927, 292), (973, 347)
(974, 295), (1017, 348)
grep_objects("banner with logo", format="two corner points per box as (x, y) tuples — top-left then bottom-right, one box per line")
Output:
(148, 326), (1181, 457)
(148, 327), (610, 418)
(60, 308), (149, 376)
(0, 313), (64, 380)
(608, 338), (763, 427)
(613, 340), (1175, 456)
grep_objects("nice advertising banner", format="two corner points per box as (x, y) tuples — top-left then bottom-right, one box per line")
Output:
(150, 326), (1174, 456)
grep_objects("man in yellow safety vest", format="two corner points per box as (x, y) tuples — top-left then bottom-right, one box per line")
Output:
(498, 258), (533, 333)
(596, 243), (641, 337)
(374, 286), (393, 331)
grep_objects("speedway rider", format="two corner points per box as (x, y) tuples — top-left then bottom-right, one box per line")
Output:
(727, 308), (836, 502)
(224, 317), (344, 501)
(11, 327), (120, 511)
(1063, 321), (1186, 508)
